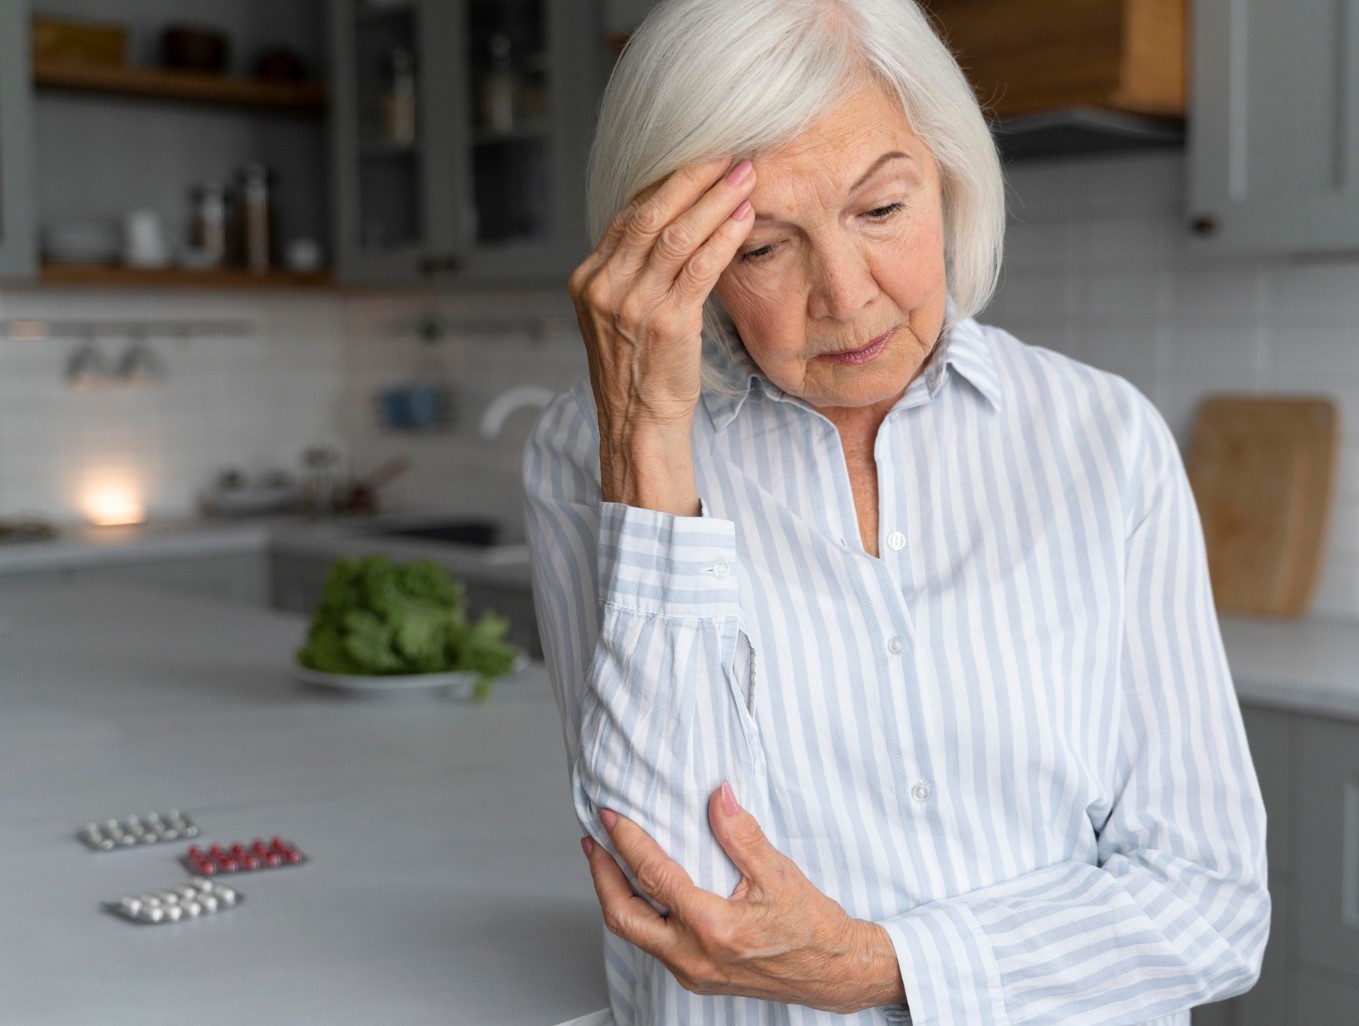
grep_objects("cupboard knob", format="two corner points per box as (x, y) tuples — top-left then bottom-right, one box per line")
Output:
(1190, 215), (1219, 236)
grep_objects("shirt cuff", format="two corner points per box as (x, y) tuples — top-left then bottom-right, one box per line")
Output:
(880, 900), (1008, 1026)
(597, 501), (740, 616)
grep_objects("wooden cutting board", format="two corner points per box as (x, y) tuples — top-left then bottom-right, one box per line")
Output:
(1185, 395), (1339, 617)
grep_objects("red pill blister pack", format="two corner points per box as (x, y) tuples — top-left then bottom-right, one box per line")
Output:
(182, 837), (306, 876)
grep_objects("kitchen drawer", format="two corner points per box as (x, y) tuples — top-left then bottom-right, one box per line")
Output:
(1297, 969), (1359, 1025)
(1294, 716), (1359, 976)
(1241, 705), (1292, 874)
(1193, 876), (1294, 1026)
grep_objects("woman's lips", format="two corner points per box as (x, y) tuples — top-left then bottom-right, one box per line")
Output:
(818, 328), (893, 366)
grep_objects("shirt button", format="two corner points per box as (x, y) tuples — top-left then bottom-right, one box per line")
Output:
(711, 560), (729, 579)
(886, 531), (906, 551)
(887, 634), (906, 655)
(911, 781), (932, 802)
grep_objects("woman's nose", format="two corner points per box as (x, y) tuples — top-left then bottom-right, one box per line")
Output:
(808, 242), (878, 321)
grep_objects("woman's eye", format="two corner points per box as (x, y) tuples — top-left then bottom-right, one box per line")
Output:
(740, 244), (776, 263)
(865, 202), (905, 220)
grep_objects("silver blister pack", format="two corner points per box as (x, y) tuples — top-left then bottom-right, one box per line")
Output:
(102, 878), (242, 925)
(78, 810), (200, 851)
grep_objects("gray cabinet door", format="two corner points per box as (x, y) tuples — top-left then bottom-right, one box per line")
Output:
(1187, 0), (1359, 254)
(330, 0), (605, 287)
(329, 0), (463, 284)
(1195, 705), (1297, 1026)
(0, 1), (37, 281)
(1294, 715), (1359, 977)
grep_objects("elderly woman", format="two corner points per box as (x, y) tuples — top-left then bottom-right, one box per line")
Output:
(524, 0), (1268, 1022)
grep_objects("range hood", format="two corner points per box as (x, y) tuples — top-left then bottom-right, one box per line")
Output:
(991, 107), (1186, 162)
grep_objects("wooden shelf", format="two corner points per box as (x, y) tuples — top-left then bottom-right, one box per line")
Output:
(41, 263), (335, 289)
(32, 59), (326, 113)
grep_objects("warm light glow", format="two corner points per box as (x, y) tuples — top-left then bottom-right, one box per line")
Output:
(83, 488), (147, 527)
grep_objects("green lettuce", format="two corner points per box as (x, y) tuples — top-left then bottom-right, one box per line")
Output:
(296, 555), (518, 698)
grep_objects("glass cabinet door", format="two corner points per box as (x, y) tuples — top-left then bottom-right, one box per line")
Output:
(331, 0), (601, 286)
(454, 0), (600, 282)
(330, 0), (461, 283)
(464, 0), (551, 246)
(0, 1), (37, 281)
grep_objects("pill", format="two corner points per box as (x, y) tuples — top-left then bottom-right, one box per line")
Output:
(143, 906), (164, 923)
(119, 897), (141, 915)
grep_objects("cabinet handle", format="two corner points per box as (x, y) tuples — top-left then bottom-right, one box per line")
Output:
(419, 255), (462, 275)
(1189, 215), (1219, 237)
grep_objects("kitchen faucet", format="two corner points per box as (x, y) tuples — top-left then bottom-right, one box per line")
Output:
(478, 385), (557, 440)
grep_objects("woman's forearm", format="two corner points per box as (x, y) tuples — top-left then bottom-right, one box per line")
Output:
(598, 419), (700, 516)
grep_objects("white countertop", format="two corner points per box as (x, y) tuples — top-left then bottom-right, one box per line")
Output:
(1220, 613), (1359, 721)
(0, 582), (606, 1025)
(0, 514), (533, 589)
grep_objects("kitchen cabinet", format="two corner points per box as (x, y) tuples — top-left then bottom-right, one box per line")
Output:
(328, 0), (605, 286)
(925, 0), (1186, 121)
(0, 3), (38, 278)
(1194, 706), (1359, 1024)
(1187, 0), (1359, 254)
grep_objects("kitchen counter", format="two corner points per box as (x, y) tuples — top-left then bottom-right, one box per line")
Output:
(0, 582), (606, 1025)
(1220, 613), (1359, 721)
(0, 513), (533, 591)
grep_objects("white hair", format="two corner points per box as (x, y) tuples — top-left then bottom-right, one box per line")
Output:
(586, 0), (1005, 389)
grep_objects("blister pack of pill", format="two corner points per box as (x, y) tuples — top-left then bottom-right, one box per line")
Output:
(181, 837), (306, 876)
(103, 878), (241, 925)
(78, 810), (200, 851)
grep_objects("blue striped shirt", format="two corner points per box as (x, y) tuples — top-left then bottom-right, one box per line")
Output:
(523, 317), (1269, 1025)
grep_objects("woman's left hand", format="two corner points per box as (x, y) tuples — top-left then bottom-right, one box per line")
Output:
(582, 783), (907, 1014)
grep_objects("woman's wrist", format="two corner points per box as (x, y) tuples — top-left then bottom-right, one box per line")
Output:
(838, 920), (907, 1011)
(599, 421), (700, 516)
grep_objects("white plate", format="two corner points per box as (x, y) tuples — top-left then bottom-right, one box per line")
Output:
(291, 653), (526, 698)
(292, 665), (480, 698)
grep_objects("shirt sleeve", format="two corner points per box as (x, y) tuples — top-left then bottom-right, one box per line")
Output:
(523, 386), (768, 904)
(879, 392), (1270, 1026)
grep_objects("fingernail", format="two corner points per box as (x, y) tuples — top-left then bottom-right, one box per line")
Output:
(721, 779), (740, 817)
(726, 160), (753, 187)
(600, 809), (618, 831)
(580, 836), (595, 857)
(730, 200), (753, 221)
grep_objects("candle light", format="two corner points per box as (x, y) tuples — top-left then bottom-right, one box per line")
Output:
(82, 485), (147, 527)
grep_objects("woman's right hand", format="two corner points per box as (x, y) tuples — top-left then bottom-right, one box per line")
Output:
(567, 157), (757, 515)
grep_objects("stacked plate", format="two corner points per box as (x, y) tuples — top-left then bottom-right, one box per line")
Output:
(41, 220), (121, 264)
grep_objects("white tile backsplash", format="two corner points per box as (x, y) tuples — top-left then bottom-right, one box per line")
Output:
(0, 289), (344, 521)
(3, 146), (1358, 621)
(993, 149), (1359, 619)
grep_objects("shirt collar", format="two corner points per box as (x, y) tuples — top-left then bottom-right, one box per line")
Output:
(702, 316), (1003, 431)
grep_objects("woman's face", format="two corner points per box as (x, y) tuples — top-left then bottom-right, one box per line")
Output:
(714, 83), (948, 417)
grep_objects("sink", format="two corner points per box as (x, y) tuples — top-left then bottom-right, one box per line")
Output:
(373, 518), (501, 547)
(360, 516), (528, 564)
